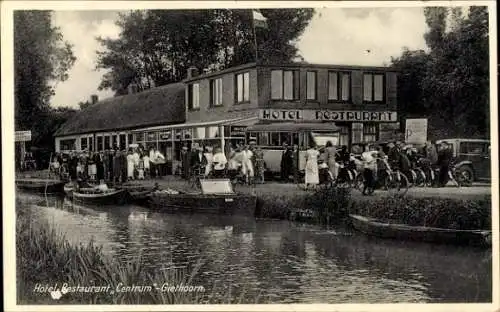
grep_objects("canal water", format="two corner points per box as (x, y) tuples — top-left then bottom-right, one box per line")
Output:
(17, 192), (492, 303)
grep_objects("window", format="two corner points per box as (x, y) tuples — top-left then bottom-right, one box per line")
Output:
(459, 142), (486, 154)
(88, 137), (94, 151)
(363, 73), (385, 103)
(271, 70), (299, 100)
(97, 136), (103, 151)
(188, 83), (200, 109)
(210, 78), (223, 107)
(328, 71), (350, 101)
(363, 123), (378, 143)
(80, 137), (88, 151)
(119, 134), (126, 150)
(104, 136), (110, 149)
(338, 125), (350, 147)
(270, 132), (280, 146)
(257, 132), (269, 146)
(236, 72), (250, 103)
(60, 139), (76, 151)
(306, 71), (317, 100)
(112, 135), (118, 148)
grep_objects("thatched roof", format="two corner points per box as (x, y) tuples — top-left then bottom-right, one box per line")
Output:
(55, 83), (186, 137)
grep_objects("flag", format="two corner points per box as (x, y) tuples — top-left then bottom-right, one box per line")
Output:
(252, 10), (267, 29)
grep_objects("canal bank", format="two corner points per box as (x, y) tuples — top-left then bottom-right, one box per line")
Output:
(121, 176), (492, 230)
(15, 192), (493, 304)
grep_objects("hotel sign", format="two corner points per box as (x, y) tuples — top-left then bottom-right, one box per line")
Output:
(259, 109), (397, 122)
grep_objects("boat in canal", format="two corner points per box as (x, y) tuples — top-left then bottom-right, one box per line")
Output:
(148, 179), (257, 216)
(15, 178), (65, 194)
(126, 186), (158, 206)
(72, 188), (128, 206)
(349, 214), (492, 248)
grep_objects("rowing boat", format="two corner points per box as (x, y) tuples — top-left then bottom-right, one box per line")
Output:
(148, 179), (257, 216)
(349, 214), (491, 248)
(73, 188), (128, 206)
(16, 178), (65, 194)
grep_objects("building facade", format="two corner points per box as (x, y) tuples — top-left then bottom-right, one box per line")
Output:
(54, 62), (399, 172)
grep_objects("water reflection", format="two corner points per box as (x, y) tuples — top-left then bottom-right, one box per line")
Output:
(17, 192), (492, 303)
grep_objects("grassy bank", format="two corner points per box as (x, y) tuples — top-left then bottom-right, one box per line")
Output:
(16, 207), (269, 304)
(254, 186), (491, 231)
(349, 195), (492, 230)
(255, 187), (351, 224)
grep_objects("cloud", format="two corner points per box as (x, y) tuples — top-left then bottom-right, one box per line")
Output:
(50, 10), (122, 108)
(297, 8), (429, 66)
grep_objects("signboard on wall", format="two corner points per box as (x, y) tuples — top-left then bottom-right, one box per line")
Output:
(405, 119), (428, 145)
(259, 109), (397, 122)
(15, 130), (31, 142)
(159, 131), (171, 140)
(230, 126), (247, 136)
(379, 122), (401, 142)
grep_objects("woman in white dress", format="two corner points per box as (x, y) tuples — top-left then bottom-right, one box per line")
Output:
(126, 149), (135, 181)
(204, 146), (214, 177)
(305, 144), (320, 188)
(240, 145), (254, 184)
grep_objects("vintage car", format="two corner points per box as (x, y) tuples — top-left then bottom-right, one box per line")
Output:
(436, 138), (491, 183)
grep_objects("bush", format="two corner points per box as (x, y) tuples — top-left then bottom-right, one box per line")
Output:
(349, 195), (491, 230)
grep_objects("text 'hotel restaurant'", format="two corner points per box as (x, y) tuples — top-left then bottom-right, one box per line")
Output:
(54, 62), (400, 163)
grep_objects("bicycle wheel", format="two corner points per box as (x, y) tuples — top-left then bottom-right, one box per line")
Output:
(414, 168), (426, 187)
(387, 171), (410, 196)
(353, 172), (364, 193)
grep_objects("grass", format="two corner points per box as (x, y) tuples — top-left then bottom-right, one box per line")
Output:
(255, 186), (352, 225)
(16, 207), (272, 304)
(349, 195), (492, 230)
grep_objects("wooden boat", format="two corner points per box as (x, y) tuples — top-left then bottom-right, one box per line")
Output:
(349, 214), (492, 248)
(148, 179), (257, 216)
(15, 178), (65, 194)
(73, 188), (128, 206)
(63, 183), (95, 199)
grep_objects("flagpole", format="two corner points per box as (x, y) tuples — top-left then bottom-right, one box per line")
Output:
(251, 10), (258, 63)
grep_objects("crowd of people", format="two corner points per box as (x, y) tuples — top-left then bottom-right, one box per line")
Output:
(48, 139), (457, 191)
(50, 144), (167, 184)
(179, 141), (266, 185)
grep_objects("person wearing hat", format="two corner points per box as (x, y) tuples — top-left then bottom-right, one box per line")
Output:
(190, 143), (205, 177)
(180, 143), (190, 179)
(437, 141), (453, 187)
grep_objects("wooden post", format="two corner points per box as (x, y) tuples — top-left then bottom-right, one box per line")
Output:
(220, 124), (225, 153)
(170, 129), (175, 175)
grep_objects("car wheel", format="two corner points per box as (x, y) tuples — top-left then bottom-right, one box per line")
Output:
(457, 166), (474, 186)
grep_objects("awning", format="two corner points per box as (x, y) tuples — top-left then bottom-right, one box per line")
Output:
(247, 122), (340, 132)
(132, 117), (258, 133)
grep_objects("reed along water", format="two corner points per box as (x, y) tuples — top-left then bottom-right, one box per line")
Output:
(16, 192), (492, 303)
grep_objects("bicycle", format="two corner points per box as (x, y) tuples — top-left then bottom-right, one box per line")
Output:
(354, 164), (410, 196)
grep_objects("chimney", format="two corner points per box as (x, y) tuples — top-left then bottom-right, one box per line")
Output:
(91, 94), (98, 104)
(127, 83), (138, 94)
(186, 66), (199, 79)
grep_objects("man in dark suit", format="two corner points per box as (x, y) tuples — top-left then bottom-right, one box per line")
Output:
(190, 143), (205, 176)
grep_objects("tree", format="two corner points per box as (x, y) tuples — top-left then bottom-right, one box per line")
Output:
(14, 11), (77, 154)
(96, 9), (315, 95)
(392, 6), (489, 138)
(14, 11), (76, 131)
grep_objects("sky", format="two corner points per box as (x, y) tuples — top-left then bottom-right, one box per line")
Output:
(50, 8), (429, 109)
